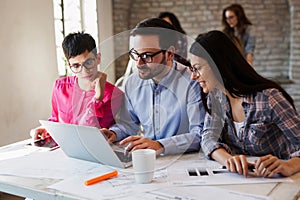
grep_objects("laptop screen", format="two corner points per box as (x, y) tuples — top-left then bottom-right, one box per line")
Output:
(39, 120), (132, 168)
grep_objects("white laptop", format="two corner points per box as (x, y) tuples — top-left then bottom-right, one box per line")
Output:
(39, 120), (132, 169)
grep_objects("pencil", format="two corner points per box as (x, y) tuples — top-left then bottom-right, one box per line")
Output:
(85, 170), (118, 186)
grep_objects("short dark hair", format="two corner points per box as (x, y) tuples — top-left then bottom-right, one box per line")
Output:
(62, 32), (97, 59)
(130, 18), (177, 50)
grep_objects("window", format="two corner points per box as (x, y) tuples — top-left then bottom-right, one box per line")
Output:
(53, 0), (98, 76)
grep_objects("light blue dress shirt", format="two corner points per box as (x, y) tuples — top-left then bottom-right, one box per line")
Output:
(110, 62), (205, 155)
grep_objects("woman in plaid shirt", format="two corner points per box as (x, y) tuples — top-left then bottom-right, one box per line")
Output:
(188, 30), (300, 177)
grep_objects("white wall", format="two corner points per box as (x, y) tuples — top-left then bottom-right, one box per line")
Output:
(0, 0), (57, 146)
(97, 0), (116, 83)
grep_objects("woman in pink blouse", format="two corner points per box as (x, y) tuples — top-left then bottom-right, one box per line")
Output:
(31, 32), (123, 140)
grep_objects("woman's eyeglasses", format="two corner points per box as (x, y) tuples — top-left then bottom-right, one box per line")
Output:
(188, 64), (202, 77)
(226, 15), (236, 21)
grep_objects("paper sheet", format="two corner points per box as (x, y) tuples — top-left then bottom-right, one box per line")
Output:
(50, 178), (272, 200)
(166, 159), (293, 186)
(48, 169), (168, 200)
(140, 186), (273, 200)
(0, 147), (39, 161)
(0, 139), (43, 161)
(0, 148), (115, 179)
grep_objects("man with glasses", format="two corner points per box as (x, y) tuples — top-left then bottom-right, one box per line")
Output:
(30, 32), (123, 140)
(101, 18), (205, 155)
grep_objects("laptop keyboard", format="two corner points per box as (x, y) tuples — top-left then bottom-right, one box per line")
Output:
(110, 143), (132, 163)
(114, 150), (132, 163)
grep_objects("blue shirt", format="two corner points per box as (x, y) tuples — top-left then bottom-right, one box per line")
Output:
(237, 26), (256, 56)
(110, 63), (205, 155)
(202, 88), (300, 159)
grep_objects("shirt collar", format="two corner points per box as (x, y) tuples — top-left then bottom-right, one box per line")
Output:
(150, 61), (177, 89)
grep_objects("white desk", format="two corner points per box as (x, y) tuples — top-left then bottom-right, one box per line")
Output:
(0, 140), (299, 200)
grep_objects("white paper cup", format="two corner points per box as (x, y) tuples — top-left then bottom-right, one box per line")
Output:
(132, 149), (156, 184)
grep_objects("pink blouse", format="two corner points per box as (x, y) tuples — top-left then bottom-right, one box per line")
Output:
(48, 76), (123, 128)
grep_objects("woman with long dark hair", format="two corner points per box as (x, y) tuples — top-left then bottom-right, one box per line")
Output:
(158, 12), (189, 66)
(189, 30), (300, 177)
(222, 4), (255, 66)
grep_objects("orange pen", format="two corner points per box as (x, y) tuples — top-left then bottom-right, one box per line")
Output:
(85, 170), (118, 186)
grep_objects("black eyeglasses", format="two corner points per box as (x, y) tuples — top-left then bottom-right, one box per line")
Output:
(69, 58), (96, 74)
(188, 64), (202, 77)
(129, 48), (166, 63)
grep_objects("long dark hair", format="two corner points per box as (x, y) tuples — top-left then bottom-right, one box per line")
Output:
(158, 12), (186, 34)
(222, 4), (252, 38)
(190, 30), (295, 111)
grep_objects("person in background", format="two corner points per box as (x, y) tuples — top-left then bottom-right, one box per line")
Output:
(222, 3), (256, 66)
(30, 32), (123, 140)
(101, 18), (205, 155)
(158, 11), (189, 67)
(189, 30), (300, 177)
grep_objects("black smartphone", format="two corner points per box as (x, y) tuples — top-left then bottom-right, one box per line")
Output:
(27, 137), (59, 150)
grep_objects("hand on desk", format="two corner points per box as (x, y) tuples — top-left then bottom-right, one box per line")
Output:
(30, 126), (49, 141)
(100, 129), (164, 155)
(254, 155), (300, 177)
(100, 128), (117, 143)
(224, 155), (255, 177)
(224, 154), (300, 178)
(119, 136), (164, 155)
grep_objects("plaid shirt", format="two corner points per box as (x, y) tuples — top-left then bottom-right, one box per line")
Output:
(201, 88), (300, 159)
